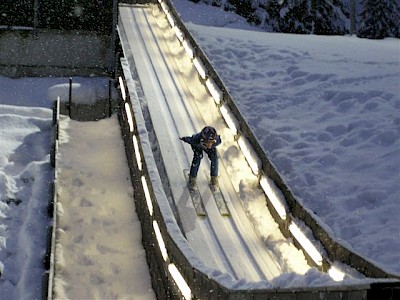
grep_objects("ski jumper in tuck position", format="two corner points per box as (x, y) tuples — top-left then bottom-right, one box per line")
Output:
(180, 126), (221, 191)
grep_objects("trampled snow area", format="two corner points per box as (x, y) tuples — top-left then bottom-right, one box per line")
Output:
(53, 115), (155, 300)
(171, 0), (400, 275)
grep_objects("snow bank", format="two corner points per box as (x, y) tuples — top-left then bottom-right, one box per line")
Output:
(0, 104), (53, 299)
(47, 81), (111, 105)
(0, 77), (113, 108)
(185, 24), (400, 275)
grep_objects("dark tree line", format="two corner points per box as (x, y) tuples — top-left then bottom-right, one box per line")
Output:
(1, 0), (398, 38)
(358, 0), (399, 38)
(195, 0), (400, 39)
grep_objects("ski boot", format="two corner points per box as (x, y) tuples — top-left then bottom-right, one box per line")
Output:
(210, 176), (219, 192)
(188, 176), (197, 191)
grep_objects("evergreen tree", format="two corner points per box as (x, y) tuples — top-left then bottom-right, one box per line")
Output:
(193, 0), (399, 38)
(259, 0), (348, 34)
(225, 0), (259, 24)
(279, 0), (313, 34)
(259, 0), (282, 31)
(358, 0), (400, 39)
(310, 0), (347, 35)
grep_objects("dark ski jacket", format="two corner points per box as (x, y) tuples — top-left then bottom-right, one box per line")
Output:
(181, 132), (221, 152)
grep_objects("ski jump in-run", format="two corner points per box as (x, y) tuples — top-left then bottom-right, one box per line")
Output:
(180, 126), (230, 216)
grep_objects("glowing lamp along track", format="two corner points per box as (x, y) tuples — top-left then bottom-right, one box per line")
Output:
(168, 264), (191, 300)
(259, 175), (287, 220)
(166, 12), (175, 28)
(124, 102), (134, 133)
(153, 221), (168, 261)
(141, 176), (153, 216)
(206, 77), (222, 105)
(118, 76), (126, 100)
(182, 40), (194, 59)
(173, 26), (184, 42)
(193, 57), (207, 80)
(237, 136), (261, 176)
(289, 221), (323, 266)
(132, 135), (142, 171)
(220, 104), (239, 135)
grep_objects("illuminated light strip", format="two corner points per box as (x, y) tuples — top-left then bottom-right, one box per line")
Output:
(132, 135), (142, 171)
(328, 265), (345, 282)
(237, 136), (261, 176)
(153, 221), (168, 261)
(119, 76), (126, 101)
(54, 140), (59, 171)
(289, 221), (323, 266)
(205, 77), (222, 105)
(161, 2), (169, 14)
(168, 264), (191, 300)
(220, 104), (239, 135)
(56, 96), (61, 123)
(124, 102), (134, 132)
(173, 26), (184, 43)
(166, 12), (175, 28)
(141, 176), (153, 216)
(259, 175), (287, 220)
(182, 40), (194, 59)
(193, 57), (207, 80)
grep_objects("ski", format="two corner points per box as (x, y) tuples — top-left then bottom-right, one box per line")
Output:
(183, 170), (207, 217)
(204, 171), (230, 216)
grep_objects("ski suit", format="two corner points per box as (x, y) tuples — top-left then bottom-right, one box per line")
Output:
(180, 132), (221, 178)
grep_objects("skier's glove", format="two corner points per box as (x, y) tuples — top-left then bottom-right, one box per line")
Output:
(201, 139), (216, 149)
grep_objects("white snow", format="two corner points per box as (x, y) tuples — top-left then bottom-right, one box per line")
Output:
(48, 83), (96, 105)
(171, 0), (400, 276)
(0, 0), (399, 298)
(53, 115), (156, 299)
(0, 103), (53, 299)
(0, 77), (156, 299)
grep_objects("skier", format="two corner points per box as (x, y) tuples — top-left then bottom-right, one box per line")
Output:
(180, 126), (221, 191)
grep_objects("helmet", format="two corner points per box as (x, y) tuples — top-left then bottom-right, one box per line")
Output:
(201, 126), (217, 141)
